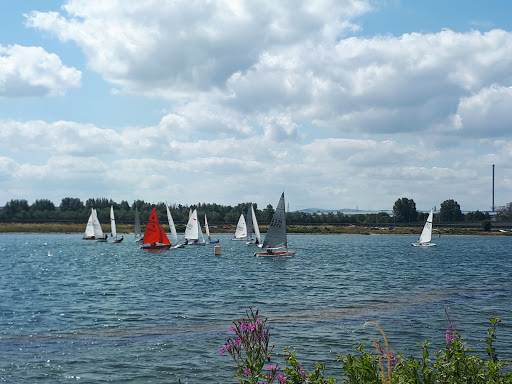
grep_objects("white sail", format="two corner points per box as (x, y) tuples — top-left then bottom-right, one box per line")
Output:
(134, 206), (142, 241)
(185, 209), (199, 241)
(262, 192), (287, 249)
(234, 214), (247, 239)
(166, 203), (178, 243)
(204, 214), (211, 238)
(110, 205), (117, 239)
(92, 209), (104, 239)
(418, 209), (434, 244)
(251, 204), (261, 244)
(198, 218), (205, 243)
(84, 209), (95, 238)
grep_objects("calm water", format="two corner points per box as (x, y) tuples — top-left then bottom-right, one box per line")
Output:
(1, 233), (512, 383)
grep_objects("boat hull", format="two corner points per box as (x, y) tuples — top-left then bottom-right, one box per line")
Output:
(141, 244), (172, 250)
(254, 250), (296, 257)
(411, 242), (436, 247)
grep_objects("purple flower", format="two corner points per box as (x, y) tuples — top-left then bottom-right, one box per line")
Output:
(230, 327), (234, 332)
(267, 364), (274, 370)
(220, 348), (225, 355)
(244, 368), (250, 375)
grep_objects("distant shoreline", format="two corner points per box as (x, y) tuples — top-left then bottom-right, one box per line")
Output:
(0, 222), (510, 236)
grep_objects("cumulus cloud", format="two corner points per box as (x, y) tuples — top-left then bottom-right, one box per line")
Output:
(0, 45), (81, 97)
(4, 1), (510, 211)
(25, 0), (368, 97)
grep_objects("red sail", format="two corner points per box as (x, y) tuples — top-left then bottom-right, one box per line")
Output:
(159, 224), (171, 245)
(142, 207), (160, 244)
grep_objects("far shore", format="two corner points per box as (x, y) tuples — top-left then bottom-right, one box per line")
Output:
(0, 222), (510, 236)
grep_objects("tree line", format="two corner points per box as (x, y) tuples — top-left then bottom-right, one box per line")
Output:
(0, 196), (510, 226)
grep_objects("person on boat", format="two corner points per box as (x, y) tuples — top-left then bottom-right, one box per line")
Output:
(267, 248), (274, 255)
(104, 234), (108, 240)
(184, 239), (188, 245)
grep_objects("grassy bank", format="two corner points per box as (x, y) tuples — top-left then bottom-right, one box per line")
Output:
(0, 222), (510, 236)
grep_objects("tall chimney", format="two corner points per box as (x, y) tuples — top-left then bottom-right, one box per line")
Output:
(492, 164), (495, 212)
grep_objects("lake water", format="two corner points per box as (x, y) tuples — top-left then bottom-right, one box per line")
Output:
(1, 233), (511, 383)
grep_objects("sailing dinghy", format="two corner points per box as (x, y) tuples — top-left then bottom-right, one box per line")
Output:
(141, 207), (172, 250)
(83, 208), (96, 240)
(204, 213), (219, 244)
(246, 204), (261, 246)
(411, 209), (436, 247)
(183, 209), (205, 246)
(232, 214), (248, 240)
(93, 209), (107, 242)
(110, 205), (123, 243)
(254, 192), (295, 257)
(134, 206), (143, 243)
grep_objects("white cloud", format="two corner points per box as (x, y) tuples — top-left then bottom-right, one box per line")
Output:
(25, 0), (367, 97)
(3, 1), (510, 211)
(0, 45), (81, 97)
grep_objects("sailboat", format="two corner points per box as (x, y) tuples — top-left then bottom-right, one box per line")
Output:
(411, 209), (436, 247)
(246, 204), (261, 246)
(183, 209), (205, 246)
(92, 209), (108, 242)
(204, 213), (219, 244)
(83, 208), (96, 240)
(232, 214), (248, 240)
(110, 206), (123, 243)
(254, 192), (295, 257)
(166, 203), (179, 244)
(141, 207), (172, 250)
(134, 206), (143, 243)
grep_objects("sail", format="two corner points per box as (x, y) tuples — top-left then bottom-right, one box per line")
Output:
(143, 207), (161, 244)
(205, 214), (211, 238)
(159, 224), (171, 245)
(185, 209), (199, 240)
(262, 192), (287, 249)
(251, 204), (261, 244)
(418, 209), (434, 244)
(110, 206), (117, 239)
(166, 203), (178, 243)
(92, 209), (104, 239)
(134, 207), (142, 240)
(246, 205), (253, 240)
(84, 209), (95, 238)
(198, 218), (205, 242)
(234, 214), (247, 239)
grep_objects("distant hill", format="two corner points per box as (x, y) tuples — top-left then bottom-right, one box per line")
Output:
(296, 208), (393, 215)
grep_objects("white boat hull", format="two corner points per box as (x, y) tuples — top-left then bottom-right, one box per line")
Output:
(411, 242), (436, 247)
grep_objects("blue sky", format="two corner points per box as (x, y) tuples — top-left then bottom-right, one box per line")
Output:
(1, 0), (512, 212)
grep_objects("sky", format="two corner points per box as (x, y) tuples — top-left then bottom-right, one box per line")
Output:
(1, 0), (512, 212)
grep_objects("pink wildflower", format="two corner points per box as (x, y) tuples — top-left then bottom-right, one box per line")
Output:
(220, 348), (225, 355)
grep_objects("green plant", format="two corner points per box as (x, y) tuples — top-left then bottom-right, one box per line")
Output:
(222, 309), (512, 384)
(221, 307), (281, 384)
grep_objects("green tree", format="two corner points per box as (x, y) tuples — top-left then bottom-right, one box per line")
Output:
(482, 220), (492, 231)
(31, 199), (56, 211)
(440, 199), (464, 222)
(262, 204), (275, 224)
(392, 198), (418, 223)
(3, 199), (30, 215)
(60, 197), (84, 211)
